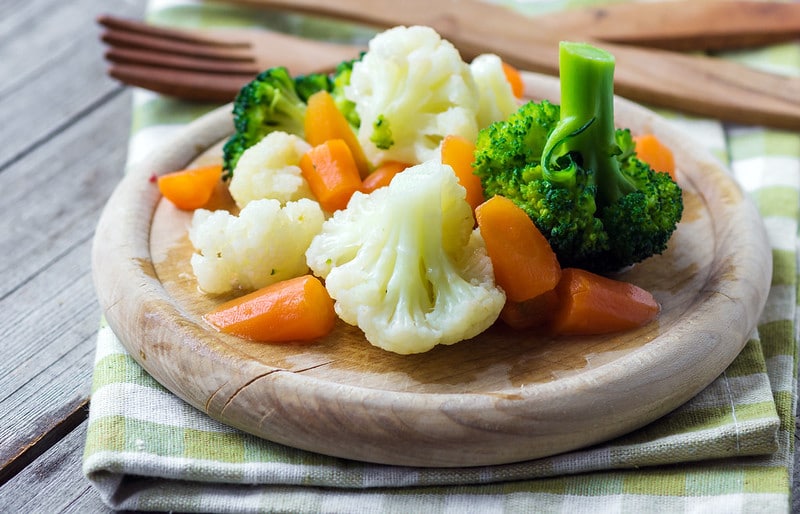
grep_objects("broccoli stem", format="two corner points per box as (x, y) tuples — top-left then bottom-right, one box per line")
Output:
(542, 41), (635, 206)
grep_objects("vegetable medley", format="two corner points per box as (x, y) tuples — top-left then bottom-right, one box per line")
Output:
(156, 26), (683, 354)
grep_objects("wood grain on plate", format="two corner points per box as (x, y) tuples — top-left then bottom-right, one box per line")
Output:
(92, 72), (771, 467)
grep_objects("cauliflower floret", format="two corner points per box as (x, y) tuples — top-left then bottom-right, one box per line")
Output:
(189, 198), (324, 294)
(346, 25), (480, 166)
(470, 53), (520, 128)
(228, 131), (313, 209)
(306, 159), (505, 354)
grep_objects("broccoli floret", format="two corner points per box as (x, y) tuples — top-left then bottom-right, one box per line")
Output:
(330, 55), (362, 128)
(294, 72), (332, 102)
(474, 41), (683, 272)
(221, 67), (308, 178)
(222, 133), (248, 181)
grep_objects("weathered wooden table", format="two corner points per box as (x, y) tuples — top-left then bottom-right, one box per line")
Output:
(1, 0), (798, 512)
(0, 0), (145, 510)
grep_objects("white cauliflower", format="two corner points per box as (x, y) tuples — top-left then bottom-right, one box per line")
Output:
(470, 53), (520, 128)
(228, 131), (313, 209)
(346, 25), (480, 166)
(305, 159), (505, 354)
(189, 198), (324, 294)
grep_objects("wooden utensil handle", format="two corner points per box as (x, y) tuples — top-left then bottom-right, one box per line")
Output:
(541, 1), (800, 51)
(230, 0), (800, 50)
(231, 0), (555, 42)
(598, 42), (800, 130)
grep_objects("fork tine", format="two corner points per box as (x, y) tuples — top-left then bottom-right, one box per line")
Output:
(108, 63), (250, 102)
(97, 15), (247, 48)
(105, 47), (261, 75)
(101, 27), (254, 62)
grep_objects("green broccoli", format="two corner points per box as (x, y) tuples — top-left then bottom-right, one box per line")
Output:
(474, 41), (683, 272)
(330, 55), (362, 128)
(294, 72), (332, 102)
(221, 132), (248, 181)
(221, 67), (308, 178)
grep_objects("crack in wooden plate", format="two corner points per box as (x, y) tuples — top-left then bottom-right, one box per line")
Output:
(92, 72), (771, 467)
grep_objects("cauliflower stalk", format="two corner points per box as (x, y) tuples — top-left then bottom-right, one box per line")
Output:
(346, 25), (481, 166)
(306, 159), (505, 354)
(228, 131), (313, 209)
(190, 198), (324, 294)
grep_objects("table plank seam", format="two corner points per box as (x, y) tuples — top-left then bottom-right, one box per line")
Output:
(0, 400), (88, 487)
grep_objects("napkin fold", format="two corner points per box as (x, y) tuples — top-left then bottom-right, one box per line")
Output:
(84, 0), (799, 511)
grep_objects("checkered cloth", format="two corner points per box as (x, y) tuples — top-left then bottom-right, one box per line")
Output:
(84, 0), (799, 511)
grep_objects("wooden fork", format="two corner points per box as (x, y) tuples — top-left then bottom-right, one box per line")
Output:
(98, 10), (800, 129)
(98, 15), (365, 102)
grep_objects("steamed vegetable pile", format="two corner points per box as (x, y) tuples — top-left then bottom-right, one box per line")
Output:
(155, 27), (683, 355)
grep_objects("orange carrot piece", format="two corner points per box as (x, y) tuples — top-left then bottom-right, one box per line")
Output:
(305, 90), (370, 178)
(549, 268), (660, 336)
(502, 61), (525, 99)
(441, 134), (485, 211)
(500, 289), (559, 330)
(475, 195), (561, 303)
(157, 164), (222, 210)
(300, 139), (363, 212)
(633, 133), (676, 181)
(360, 161), (409, 193)
(204, 275), (336, 342)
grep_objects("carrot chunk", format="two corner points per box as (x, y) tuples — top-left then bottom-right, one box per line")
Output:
(157, 164), (222, 210)
(549, 268), (660, 336)
(361, 161), (409, 193)
(305, 90), (370, 178)
(499, 289), (559, 330)
(204, 275), (336, 342)
(475, 195), (561, 303)
(501, 61), (525, 99)
(633, 133), (676, 181)
(300, 139), (363, 212)
(441, 134), (485, 211)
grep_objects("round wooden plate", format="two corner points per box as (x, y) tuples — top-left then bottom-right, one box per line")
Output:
(92, 72), (771, 468)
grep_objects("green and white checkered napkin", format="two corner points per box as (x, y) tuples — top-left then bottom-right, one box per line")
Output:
(83, 0), (800, 511)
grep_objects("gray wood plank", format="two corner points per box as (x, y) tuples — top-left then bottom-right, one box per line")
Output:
(0, 0), (143, 169)
(0, 0), (144, 298)
(0, 88), (135, 480)
(0, 421), (118, 513)
(0, 0), (144, 481)
(0, 88), (131, 299)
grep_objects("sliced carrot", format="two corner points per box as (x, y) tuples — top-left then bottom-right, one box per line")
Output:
(305, 90), (370, 178)
(475, 195), (561, 303)
(633, 133), (676, 181)
(360, 161), (409, 193)
(549, 268), (660, 336)
(204, 275), (336, 342)
(157, 164), (222, 210)
(502, 61), (525, 99)
(441, 134), (485, 211)
(499, 289), (559, 330)
(300, 139), (363, 212)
